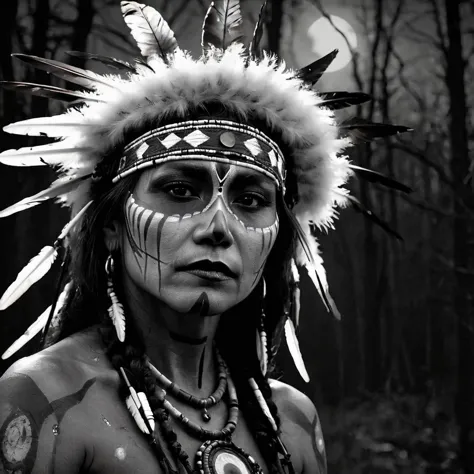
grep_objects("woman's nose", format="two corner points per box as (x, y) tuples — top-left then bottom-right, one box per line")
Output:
(192, 208), (235, 248)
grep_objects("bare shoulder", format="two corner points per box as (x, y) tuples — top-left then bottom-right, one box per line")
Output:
(0, 326), (116, 473)
(269, 379), (327, 474)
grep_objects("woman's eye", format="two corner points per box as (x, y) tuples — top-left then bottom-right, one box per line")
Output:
(165, 184), (196, 198)
(235, 193), (266, 208)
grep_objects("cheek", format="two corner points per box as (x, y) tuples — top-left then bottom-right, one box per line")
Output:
(237, 223), (279, 289)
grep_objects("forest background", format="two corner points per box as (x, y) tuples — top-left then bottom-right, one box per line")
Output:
(0, 0), (472, 472)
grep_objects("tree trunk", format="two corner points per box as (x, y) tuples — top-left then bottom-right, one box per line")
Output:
(444, 0), (473, 472)
(69, 0), (94, 69)
(267, 0), (283, 55)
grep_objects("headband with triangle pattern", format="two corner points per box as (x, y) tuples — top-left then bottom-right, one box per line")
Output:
(0, 0), (411, 380)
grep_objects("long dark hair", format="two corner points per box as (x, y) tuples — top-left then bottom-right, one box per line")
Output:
(55, 108), (299, 473)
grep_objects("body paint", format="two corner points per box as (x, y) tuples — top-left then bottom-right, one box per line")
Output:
(0, 375), (96, 473)
(198, 346), (206, 389)
(122, 160), (279, 316)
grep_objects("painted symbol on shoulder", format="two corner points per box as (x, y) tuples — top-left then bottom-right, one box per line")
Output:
(0, 410), (37, 472)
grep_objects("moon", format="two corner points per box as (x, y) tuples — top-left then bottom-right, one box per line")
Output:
(307, 16), (358, 72)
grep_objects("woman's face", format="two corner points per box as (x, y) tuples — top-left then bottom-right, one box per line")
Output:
(119, 160), (279, 316)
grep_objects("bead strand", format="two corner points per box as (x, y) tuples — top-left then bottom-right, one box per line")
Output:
(146, 349), (228, 409)
(156, 408), (194, 474)
(156, 372), (239, 441)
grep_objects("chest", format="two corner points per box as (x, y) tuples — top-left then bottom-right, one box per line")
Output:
(72, 383), (275, 474)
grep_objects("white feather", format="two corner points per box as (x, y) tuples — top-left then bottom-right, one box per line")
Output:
(297, 228), (341, 320)
(284, 318), (310, 383)
(4, 116), (95, 138)
(0, 143), (92, 167)
(256, 328), (268, 375)
(126, 394), (150, 434)
(121, 1), (178, 64)
(1, 282), (72, 359)
(293, 287), (301, 328)
(137, 392), (155, 432)
(109, 302), (126, 342)
(0, 175), (91, 218)
(2, 306), (50, 359)
(0, 246), (58, 310)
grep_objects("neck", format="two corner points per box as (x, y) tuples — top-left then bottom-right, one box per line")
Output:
(123, 277), (221, 395)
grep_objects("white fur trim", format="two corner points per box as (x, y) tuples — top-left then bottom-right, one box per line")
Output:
(14, 45), (353, 228)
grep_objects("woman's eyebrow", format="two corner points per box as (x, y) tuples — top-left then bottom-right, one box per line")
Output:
(231, 172), (275, 191)
(148, 163), (211, 181)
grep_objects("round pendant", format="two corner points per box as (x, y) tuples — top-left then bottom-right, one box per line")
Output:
(195, 440), (263, 474)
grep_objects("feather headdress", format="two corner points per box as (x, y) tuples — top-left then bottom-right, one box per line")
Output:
(0, 0), (411, 377)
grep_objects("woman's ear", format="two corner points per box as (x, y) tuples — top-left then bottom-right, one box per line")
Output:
(103, 220), (122, 253)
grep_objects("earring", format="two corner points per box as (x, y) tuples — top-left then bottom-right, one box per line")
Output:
(256, 278), (268, 376)
(105, 254), (126, 342)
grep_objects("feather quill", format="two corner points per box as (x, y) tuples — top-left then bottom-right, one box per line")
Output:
(4, 116), (95, 138)
(249, 1), (267, 59)
(202, 0), (244, 53)
(350, 165), (412, 193)
(2, 282), (72, 359)
(66, 51), (137, 73)
(295, 49), (338, 85)
(317, 91), (371, 110)
(0, 174), (92, 218)
(285, 318), (310, 383)
(0, 143), (92, 167)
(0, 246), (58, 310)
(0, 81), (103, 103)
(339, 118), (413, 142)
(121, 1), (178, 66)
(13, 54), (116, 91)
(109, 302), (126, 342)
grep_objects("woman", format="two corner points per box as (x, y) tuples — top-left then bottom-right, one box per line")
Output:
(0, 1), (409, 473)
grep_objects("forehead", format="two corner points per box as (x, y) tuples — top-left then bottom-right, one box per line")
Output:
(138, 159), (278, 187)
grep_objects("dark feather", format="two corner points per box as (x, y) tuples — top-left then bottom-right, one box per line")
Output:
(0, 81), (102, 103)
(339, 117), (413, 142)
(347, 194), (403, 241)
(317, 91), (371, 110)
(12, 54), (115, 91)
(249, 1), (267, 59)
(121, 1), (178, 65)
(66, 51), (137, 73)
(295, 49), (338, 85)
(202, 0), (244, 53)
(350, 165), (412, 193)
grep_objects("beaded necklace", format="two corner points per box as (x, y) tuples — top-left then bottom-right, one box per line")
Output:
(121, 349), (265, 474)
(146, 350), (227, 422)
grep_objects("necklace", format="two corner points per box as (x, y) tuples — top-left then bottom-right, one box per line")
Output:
(155, 367), (239, 441)
(155, 371), (263, 474)
(146, 349), (227, 422)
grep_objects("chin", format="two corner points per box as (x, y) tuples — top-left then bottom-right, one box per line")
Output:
(158, 285), (245, 317)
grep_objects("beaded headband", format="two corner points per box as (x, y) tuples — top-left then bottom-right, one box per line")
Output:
(114, 119), (286, 191)
(0, 0), (411, 382)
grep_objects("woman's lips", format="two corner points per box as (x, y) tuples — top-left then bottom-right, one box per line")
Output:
(178, 260), (237, 281)
(182, 268), (233, 281)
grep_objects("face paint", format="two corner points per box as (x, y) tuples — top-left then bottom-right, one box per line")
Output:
(121, 160), (279, 315)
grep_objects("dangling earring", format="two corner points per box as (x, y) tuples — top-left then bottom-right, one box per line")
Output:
(105, 254), (126, 342)
(256, 277), (268, 376)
